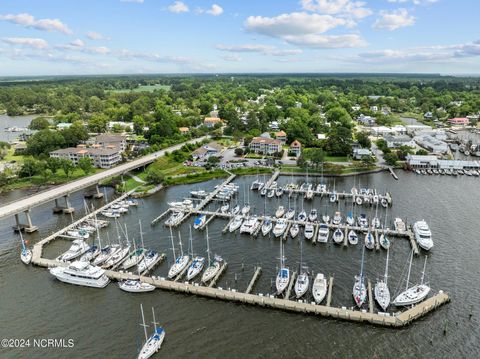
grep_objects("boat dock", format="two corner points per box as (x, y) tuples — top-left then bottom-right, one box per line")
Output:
(208, 262), (228, 288)
(368, 280), (374, 313)
(265, 170), (280, 189)
(284, 271), (297, 299)
(245, 266), (262, 294)
(326, 277), (334, 307)
(140, 253), (166, 275)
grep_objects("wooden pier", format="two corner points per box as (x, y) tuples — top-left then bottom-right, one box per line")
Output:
(173, 260), (192, 282)
(151, 208), (171, 225)
(265, 170), (280, 189)
(368, 279), (374, 314)
(245, 266), (262, 294)
(326, 277), (334, 307)
(284, 271), (297, 299)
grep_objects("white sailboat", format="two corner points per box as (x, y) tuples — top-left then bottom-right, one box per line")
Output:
(122, 221), (147, 270)
(308, 208), (318, 222)
(261, 218), (273, 236)
(19, 230), (32, 265)
(364, 231), (375, 250)
(374, 247), (391, 311)
(137, 305), (165, 359)
(289, 223), (300, 238)
(273, 219), (288, 237)
(119, 235), (155, 293)
(201, 227), (223, 283)
(229, 215), (243, 232)
(348, 230), (358, 245)
(193, 214), (206, 230)
(294, 240), (309, 299)
(167, 227), (190, 279)
(333, 228), (344, 244)
(353, 245), (367, 307)
(312, 273), (328, 304)
(186, 229), (205, 281)
(393, 253), (431, 306)
(275, 205), (285, 218)
(275, 240), (290, 295)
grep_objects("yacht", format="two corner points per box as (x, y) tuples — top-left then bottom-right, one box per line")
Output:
(58, 239), (90, 262)
(66, 229), (90, 240)
(304, 223), (314, 240)
(193, 214), (207, 230)
(119, 279), (155, 293)
(240, 216), (260, 235)
(393, 253), (431, 306)
(317, 224), (329, 243)
(186, 256), (205, 281)
(333, 228), (344, 244)
(138, 305), (165, 359)
(261, 218), (273, 236)
(229, 215), (243, 232)
(365, 232), (375, 250)
(308, 209), (318, 222)
(312, 273), (327, 303)
(273, 219), (288, 237)
(348, 230), (358, 245)
(101, 210), (120, 218)
(332, 211), (342, 225)
(394, 218), (406, 233)
(251, 179), (262, 190)
(137, 250), (159, 274)
(413, 220), (433, 251)
(49, 261), (110, 288)
(275, 206), (285, 218)
(285, 208), (295, 220)
(167, 199), (193, 210)
(290, 223), (300, 238)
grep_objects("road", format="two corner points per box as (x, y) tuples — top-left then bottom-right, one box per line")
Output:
(0, 136), (208, 220)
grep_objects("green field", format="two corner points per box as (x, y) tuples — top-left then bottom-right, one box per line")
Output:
(111, 84), (171, 93)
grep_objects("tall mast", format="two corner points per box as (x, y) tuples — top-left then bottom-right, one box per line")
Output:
(140, 303), (148, 342)
(359, 244), (365, 279)
(139, 220), (145, 249)
(124, 223), (130, 246)
(206, 226), (211, 264)
(420, 255), (428, 285)
(169, 226), (176, 259)
(405, 250), (414, 291)
(188, 225), (193, 257)
(384, 247), (389, 286)
(152, 307), (158, 332)
(178, 229), (184, 257)
(95, 212), (101, 249)
(383, 202), (388, 228)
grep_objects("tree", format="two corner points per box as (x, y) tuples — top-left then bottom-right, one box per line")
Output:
(29, 117), (50, 130)
(59, 158), (75, 178)
(416, 149), (428, 155)
(19, 158), (41, 178)
(285, 119), (312, 146)
(325, 126), (352, 156)
(88, 114), (108, 133)
(46, 157), (62, 174)
(356, 132), (371, 149)
(361, 155), (375, 167)
(234, 148), (244, 156)
(78, 157), (94, 175)
(26, 130), (65, 156)
(384, 152), (399, 166)
(146, 169), (164, 184)
(62, 121), (89, 147)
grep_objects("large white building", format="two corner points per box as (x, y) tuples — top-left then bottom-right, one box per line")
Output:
(50, 147), (121, 169)
(384, 135), (416, 149)
(414, 134), (448, 154)
(249, 137), (282, 155)
(406, 155), (480, 170)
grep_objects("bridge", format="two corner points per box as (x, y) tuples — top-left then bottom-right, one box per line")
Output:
(0, 136), (207, 231)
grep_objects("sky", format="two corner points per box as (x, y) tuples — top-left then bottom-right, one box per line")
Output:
(0, 0), (479, 76)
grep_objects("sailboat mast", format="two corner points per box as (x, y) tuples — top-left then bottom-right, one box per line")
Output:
(169, 226), (176, 259)
(152, 307), (158, 332)
(405, 250), (414, 291)
(178, 229), (184, 256)
(206, 226), (211, 264)
(139, 220), (145, 249)
(384, 247), (389, 286)
(95, 212), (101, 248)
(359, 244), (365, 279)
(189, 225), (193, 256)
(140, 304), (148, 342)
(420, 255), (428, 285)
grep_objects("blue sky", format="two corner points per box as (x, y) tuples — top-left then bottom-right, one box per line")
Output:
(0, 0), (479, 75)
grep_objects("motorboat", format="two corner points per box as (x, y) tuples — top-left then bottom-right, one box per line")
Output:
(260, 187), (267, 196)
(355, 196), (363, 205)
(317, 224), (329, 243)
(348, 230), (358, 245)
(332, 211), (342, 225)
(49, 261), (110, 288)
(308, 209), (318, 222)
(276, 187), (284, 197)
(322, 214), (330, 224)
(285, 208), (295, 220)
(186, 256), (205, 281)
(365, 232), (375, 250)
(165, 211), (184, 226)
(58, 239), (90, 262)
(66, 229), (90, 240)
(305, 188), (314, 200)
(297, 211), (307, 222)
(229, 215), (243, 232)
(413, 220), (433, 250)
(275, 206), (286, 218)
(333, 228), (344, 244)
(137, 250), (159, 273)
(261, 218), (273, 236)
(250, 179), (262, 190)
(168, 199), (193, 210)
(267, 189), (275, 198)
(137, 305), (165, 359)
(329, 192), (337, 203)
(394, 218), (406, 233)
(273, 219), (288, 237)
(193, 214), (207, 230)
(240, 216), (260, 235)
(220, 203), (230, 213)
(357, 214), (368, 228)
(119, 280), (155, 293)
(312, 273), (327, 303)
(101, 210), (120, 218)
(289, 223), (299, 238)
(379, 234), (390, 250)
(304, 223), (314, 240)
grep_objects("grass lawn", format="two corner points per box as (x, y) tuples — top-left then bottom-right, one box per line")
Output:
(111, 84), (171, 93)
(3, 147), (25, 164)
(324, 155), (349, 162)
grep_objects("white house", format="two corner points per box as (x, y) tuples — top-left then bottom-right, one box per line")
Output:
(384, 135), (416, 149)
(353, 148), (372, 160)
(249, 137), (282, 155)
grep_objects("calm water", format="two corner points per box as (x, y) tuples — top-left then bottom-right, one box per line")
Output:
(0, 173), (479, 358)
(0, 114), (36, 142)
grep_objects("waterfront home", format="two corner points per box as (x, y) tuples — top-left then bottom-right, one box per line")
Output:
(204, 117), (222, 128)
(384, 135), (416, 149)
(50, 147), (122, 168)
(192, 141), (224, 160)
(289, 140), (302, 157)
(94, 134), (127, 153)
(275, 130), (287, 144)
(353, 148), (372, 160)
(406, 154), (480, 170)
(448, 117), (469, 126)
(414, 135), (448, 154)
(249, 137), (282, 155)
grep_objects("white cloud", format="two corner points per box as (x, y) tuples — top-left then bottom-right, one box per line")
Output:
(221, 55), (242, 62)
(168, 1), (189, 13)
(86, 31), (110, 41)
(300, 0), (372, 19)
(388, 0), (437, 4)
(373, 8), (415, 30)
(0, 13), (72, 34)
(120, 0), (144, 3)
(70, 39), (85, 48)
(206, 4), (224, 16)
(283, 33), (367, 48)
(216, 44), (303, 56)
(2, 37), (48, 49)
(116, 49), (191, 64)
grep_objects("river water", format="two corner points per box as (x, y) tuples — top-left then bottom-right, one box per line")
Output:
(0, 114), (37, 142)
(0, 172), (478, 358)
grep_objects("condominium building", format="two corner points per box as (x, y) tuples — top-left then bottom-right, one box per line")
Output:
(249, 137), (282, 155)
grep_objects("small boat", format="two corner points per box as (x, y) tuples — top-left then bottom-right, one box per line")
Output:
(355, 196), (363, 205)
(365, 232), (375, 250)
(58, 239), (90, 261)
(289, 223), (299, 238)
(267, 189), (275, 198)
(353, 246), (367, 307)
(333, 228), (344, 244)
(379, 233), (390, 250)
(308, 209), (318, 222)
(373, 195), (379, 204)
(393, 252), (430, 306)
(229, 215), (243, 232)
(305, 188), (314, 200)
(167, 228), (190, 279)
(312, 273), (327, 303)
(261, 218), (273, 236)
(275, 240), (289, 295)
(137, 250), (159, 274)
(413, 220), (433, 251)
(137, 305), (165, 359)
(231, 205), (240, 215)
(102, 244), (130, 269)
(329, 192), (337, 203)
(381, 198), (388, 208)
(220, 203), (229, 213)
(304, 223), (314, 240)
(322, 214), (330, 224)
(191, 190), (208, 198)
(317, 224), (329, 243)
(186, 255), (205, 281)
(371, 217), (381, 229)
(250, 179), (262, 190)
(79, 245), (100, 262)
(241, 204), (250, 216)
(101, 210), (121, 218)
(19, 231), (32, 265)
(202, 254), (222, 283)
(240, 216), (260, 235)
(119, 279), (155, 293)
(332, 211), (342, 225)
(193, 214), (207, 230)
(374, 248), (390, 311)
(275, 206), (285, 218)
(168, 199), (193, 209)
(273, 219), (288, 237)
(295, 272), (309, 298)
(92, 244), (120, 266)
(394, 218), (406, 233)
(348, 230), (358, 245)
(346, 211), (355, 226)
(275, 187), (284, 197)
(260, 187), (267, 196)
(66, 229), (90, 240)
(297, 211), (307, 222)
(357, 214), (368, 228)
(285, 208), (295, 220)
(165, 211), (184, 226)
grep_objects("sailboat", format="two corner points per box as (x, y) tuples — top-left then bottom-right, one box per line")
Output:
(229, 215), (243, 232)
(312, 273), (328, 303)
(262, 217), (273, 236)
(137, 305), (165, 359)
(241, 185), (250, 215)
(290, 223), (300, 238)
(102, 223), (131, 269)
(333, 228), (344, 244)
(167, 227), (190, 279)
(275, 240), (290, 295)
(275, 205), (285, 218)
(273, 219), (288, 237)
(374, 247), (391, 311)
(201, 227), (223, 283)
(122, 220), (147, 270)
(19, 230), (32, 265)
(308, 208), (318, 222)
(393, 253), (431, 306)
(186, 227), (205, 281)
(379, 205), (391, 250)
(193, 214), (206, 230)
(294, 240), (309, 299)
(348, 230), (358, 245)
(364, 231), (375, 250)
(353, 245), (367, 307)
(346, 211), (355, 226)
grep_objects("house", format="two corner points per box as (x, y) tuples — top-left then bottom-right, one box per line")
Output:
(192, 141), (223, 160)
(204, 117), (222, 128)
(56, 123), (72, 130)
(49, 147), (122, 169)
(406, 154), (480, 170)
(414, 135), (448, 154)
(316, 133), (327, 140)
(179, 127), (190, 135)
(370, 126), (406, 136)
(268, 121), (280, 131)
(107, 121), (134, 132)
(448, 117), (469, 126)
(370, 106), (378, 112)
(405, 125), (432, 135)
(357, 114), (376, 126)
(383, 135), (416, 149)
(275, 130), (287, 144)
(289, 140), (302, 157)
(353, 148), (372, 160)
(249, 137), (282, 155)
(94, 134), (127, 152)
(424, 112), (434, 120)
